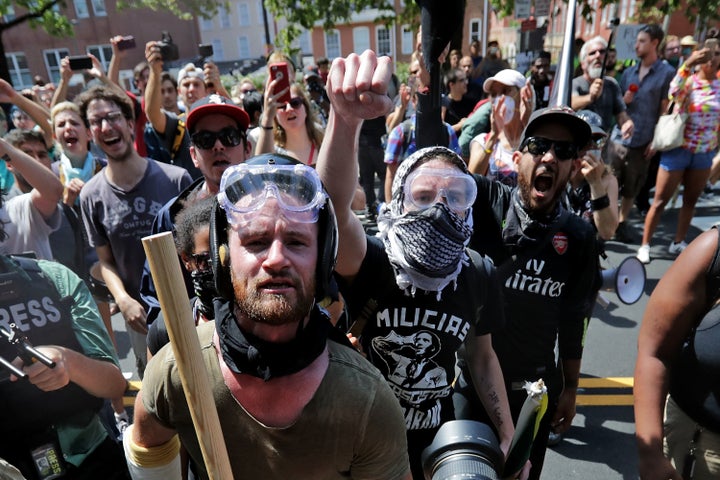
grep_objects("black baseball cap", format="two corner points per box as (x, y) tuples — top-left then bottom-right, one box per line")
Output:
(520, 106), (592, 149)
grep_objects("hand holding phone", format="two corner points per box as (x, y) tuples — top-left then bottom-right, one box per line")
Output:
(68, 56), (93, 71)
(117, 36), (136, 51)
(269, 62), (292, 105)
(703, 38), (719, 62)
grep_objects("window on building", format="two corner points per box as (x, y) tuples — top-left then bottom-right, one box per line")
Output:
(90, 0), (106, 16)
(238, 36), (250, 58)
(6, 53), (32, 89)
(619, 0), (629, 21)
(601, 4), (610, 26)
(238, 3), (250, 26)
(377, 26), (392, 57)
(212, 39), (225, 61)
(219, 6), (231, 28)
(88, 44), (113, 70)
(353, 27), (370, 54)
(44, 49), (71, 84)
(200, 16), (213, 31)
(3, 6), (15, 22)
(325, 30), (341, 59)
(74, 0), (90, 18)
(469, 18), (481, 43)
(401, 25), (414, 55)
(297, 30), (311, 55)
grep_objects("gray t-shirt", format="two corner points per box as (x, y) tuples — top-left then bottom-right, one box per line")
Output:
(0, 193), (61, 260)
(572, 75), (625, 131)
(80, 160), (191, 303)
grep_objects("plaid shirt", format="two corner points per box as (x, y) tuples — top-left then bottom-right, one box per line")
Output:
(383, 115), (461, 165)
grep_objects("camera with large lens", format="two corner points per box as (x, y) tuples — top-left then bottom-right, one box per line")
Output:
(158, 31), (179, 62)
(421, 420), (503, 480)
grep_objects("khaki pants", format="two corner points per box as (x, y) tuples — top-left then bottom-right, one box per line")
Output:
(664, 396), (720, 479)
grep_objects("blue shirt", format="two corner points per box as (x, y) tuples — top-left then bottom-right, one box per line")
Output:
(614, 59), (676, 147)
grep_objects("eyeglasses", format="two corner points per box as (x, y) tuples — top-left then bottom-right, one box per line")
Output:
(191, 127), (244, 150)
(521, 136), (579, 161)
(87, 111), (126, 129)
(284, 97), (304, 109)
(241, 88), (256, 95)
(403, 167), (477, 212)
(587, 48), (607, 57)
(188, 252), (211, 272)
(218, 163), (327, 225)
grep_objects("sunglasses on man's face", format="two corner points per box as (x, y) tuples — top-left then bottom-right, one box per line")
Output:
(191, 127), (244, 150)
(520, 136), (579, 161)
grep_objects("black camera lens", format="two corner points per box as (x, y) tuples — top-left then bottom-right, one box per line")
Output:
(421, 420), (503, 480)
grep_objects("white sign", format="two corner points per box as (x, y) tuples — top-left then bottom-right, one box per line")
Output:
(516, 0), (531, 19)
(615, 24), (644, 60)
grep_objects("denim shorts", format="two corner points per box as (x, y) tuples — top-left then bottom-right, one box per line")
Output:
(660, 147), (717, 171)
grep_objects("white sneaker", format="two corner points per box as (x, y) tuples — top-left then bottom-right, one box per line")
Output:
(668, 241), (688, 255)
(637, 244), (651, 264)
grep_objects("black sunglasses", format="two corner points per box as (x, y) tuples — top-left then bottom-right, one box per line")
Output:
(283, 97), (305, 109)
(521, 136), (579, 161)
(188, 252), (212, 272)
(191, 127), (244, 150)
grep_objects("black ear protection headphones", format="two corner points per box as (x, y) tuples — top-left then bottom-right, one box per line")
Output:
(210, 153), (338, 302)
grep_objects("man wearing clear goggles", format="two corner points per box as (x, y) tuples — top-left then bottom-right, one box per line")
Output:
(317, 51), (515, 480)
(217, 162), (328, 226)
(127, 159), (412, 479)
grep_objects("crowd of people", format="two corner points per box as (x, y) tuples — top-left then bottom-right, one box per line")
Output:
(0, 18), (719, 480)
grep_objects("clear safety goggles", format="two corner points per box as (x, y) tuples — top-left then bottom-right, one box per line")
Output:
(218, 163), (327, 225)
(403, 167), (477, 212)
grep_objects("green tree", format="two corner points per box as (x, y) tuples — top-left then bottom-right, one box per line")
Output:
(263, 0), (417, 54)
(1, 0), (418, 85)
(0, 0), (73, 85)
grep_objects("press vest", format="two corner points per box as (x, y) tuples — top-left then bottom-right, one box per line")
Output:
(0, 255), (102, 435)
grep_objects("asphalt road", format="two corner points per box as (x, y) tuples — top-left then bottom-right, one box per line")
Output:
(115, 189), (720, 479)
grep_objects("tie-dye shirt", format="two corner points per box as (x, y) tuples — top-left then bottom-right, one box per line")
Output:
(670, 64), (720, 153)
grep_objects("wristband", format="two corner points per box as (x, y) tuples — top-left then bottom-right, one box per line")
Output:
(590, 194), (610, 211)
(484, 145), (493, 154)
(261, 125), (274, 130)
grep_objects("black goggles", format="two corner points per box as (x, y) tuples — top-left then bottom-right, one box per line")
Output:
(520, 136), (579, 161)
(191, 127), (244, 150)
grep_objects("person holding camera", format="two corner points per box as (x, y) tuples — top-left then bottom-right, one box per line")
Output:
(0, 249), (130, 480)
(143, 42), (203, 179)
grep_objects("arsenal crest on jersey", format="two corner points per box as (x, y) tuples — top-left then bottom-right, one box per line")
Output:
(552, 232), (568, 255)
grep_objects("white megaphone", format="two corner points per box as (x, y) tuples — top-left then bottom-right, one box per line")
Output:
(600, 256), (646, 305)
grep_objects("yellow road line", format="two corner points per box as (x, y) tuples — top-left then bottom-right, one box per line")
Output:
(577, 395), (634, 406)
(122, 378), (638, 407)
(579, 377), (633, 388)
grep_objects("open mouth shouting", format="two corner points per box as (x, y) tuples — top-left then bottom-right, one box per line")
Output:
(532, 166), (556, 199)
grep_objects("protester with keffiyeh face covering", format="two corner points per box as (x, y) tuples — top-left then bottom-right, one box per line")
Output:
(317, 50), (516, 480)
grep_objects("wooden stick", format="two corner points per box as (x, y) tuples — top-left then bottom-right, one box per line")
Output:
(142, 232), (234, 480)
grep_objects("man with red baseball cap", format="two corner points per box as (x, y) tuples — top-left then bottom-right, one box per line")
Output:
(140, 94), (252, 325)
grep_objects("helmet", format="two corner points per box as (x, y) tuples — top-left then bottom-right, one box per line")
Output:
(210, 153), (338, 302)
